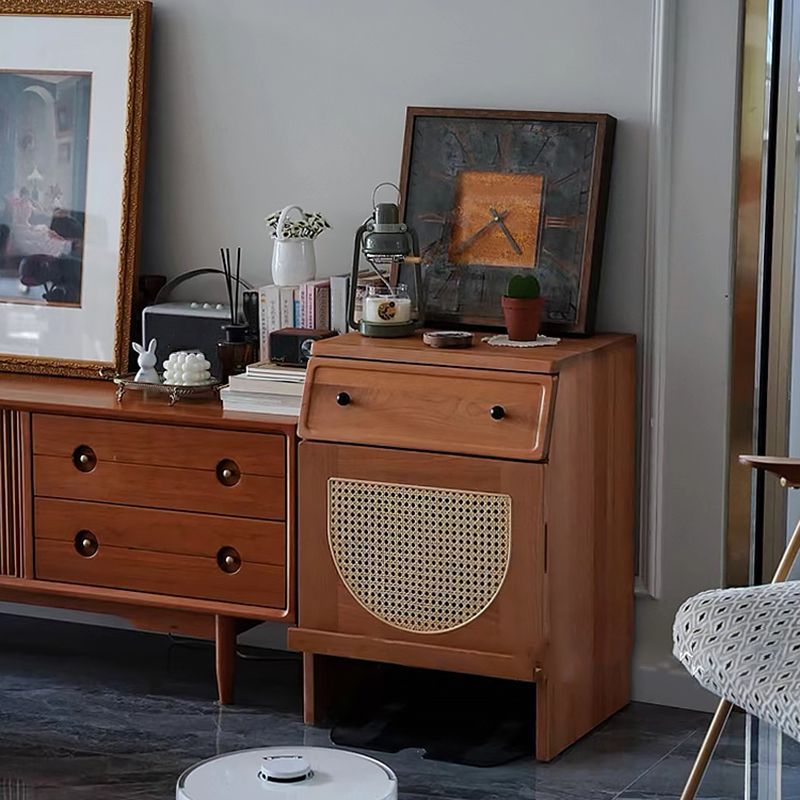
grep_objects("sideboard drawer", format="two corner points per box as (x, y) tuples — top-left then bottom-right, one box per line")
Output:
(34, 456), (284, 519)
(34, 498), (286, 566)
(299, 359), (556, 460)
(34, 499), (286, 608)
(32, 414), (285, 477)
(32, 415), (285, 519)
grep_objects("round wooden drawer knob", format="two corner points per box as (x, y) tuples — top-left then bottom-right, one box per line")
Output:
(72, 445), (97, 472)
(74, 530), (99, 557)
(490, 405), (506, 420)
(217, 546), (241, 574)
(216, 459), (241, 487)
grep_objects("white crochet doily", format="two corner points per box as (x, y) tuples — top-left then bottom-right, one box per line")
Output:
(482, 334), (561, 348)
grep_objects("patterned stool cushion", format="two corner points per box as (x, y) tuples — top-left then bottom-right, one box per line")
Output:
(674, 582), (800, 742)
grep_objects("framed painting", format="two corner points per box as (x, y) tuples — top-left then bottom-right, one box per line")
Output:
(397, 107), (616, 335)
(0, 0), (151, 377)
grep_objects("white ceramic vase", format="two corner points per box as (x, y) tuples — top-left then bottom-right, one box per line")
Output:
(271, 205), (317, 286)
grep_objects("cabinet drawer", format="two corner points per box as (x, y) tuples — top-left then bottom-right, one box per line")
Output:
(32, 415), (285, 519)
(34, 456), (284, 519)
(34, 499), (286, 608)
(32, 414), (285, 477)
(299, 359), (555, 460)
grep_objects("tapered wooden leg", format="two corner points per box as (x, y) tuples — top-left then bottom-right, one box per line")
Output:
(303, 653), (318, 725)
(215, 615), (236, 705)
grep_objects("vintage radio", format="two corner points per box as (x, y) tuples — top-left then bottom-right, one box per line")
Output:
(269, 328), (337, 367)
(142, 301), (230, 379)
(141, 268), (254, 379)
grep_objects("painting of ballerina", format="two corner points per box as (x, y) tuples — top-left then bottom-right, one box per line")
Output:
(0, 71), (91, 306)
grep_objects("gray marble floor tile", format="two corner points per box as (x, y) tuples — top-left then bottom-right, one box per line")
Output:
(0, 614), (740, 800)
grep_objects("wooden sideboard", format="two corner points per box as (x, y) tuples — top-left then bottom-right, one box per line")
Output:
(289, 332), (636, 761)
(0, 376), (296, 703)
(0, 330), (635, 760)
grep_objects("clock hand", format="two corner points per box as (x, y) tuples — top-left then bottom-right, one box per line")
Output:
(452, 209), (509, 255)
(489, 207), (522, 255)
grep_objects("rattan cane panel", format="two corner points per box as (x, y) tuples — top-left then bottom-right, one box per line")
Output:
(328, 478), (511, 634)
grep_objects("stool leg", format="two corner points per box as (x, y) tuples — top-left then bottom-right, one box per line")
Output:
(215, 615), (236, 705)
(679, 699), (733, 800)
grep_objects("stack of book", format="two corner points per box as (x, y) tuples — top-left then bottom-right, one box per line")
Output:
(257, 271), (390, 359)
(220, 361), (305, 416)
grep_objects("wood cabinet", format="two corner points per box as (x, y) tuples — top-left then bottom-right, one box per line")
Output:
(288, 332), (636, 761)
(0, 376), (296, 704)
(0, 331), (635, 758)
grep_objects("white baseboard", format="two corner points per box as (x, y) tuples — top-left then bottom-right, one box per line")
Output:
(632, 661), (718, 712)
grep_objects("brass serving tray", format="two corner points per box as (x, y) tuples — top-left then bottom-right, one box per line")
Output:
(113, 374), (221, 406)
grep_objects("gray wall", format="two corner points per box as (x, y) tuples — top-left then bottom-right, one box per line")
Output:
(140, 0), (651, 345)
(4, 0), (742, 711)
(633, 0), (740, 709)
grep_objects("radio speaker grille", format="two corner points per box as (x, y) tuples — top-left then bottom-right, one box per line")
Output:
(328, 478), (511, 634)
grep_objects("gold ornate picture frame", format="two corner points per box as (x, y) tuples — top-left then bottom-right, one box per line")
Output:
(0, 0), (151, 377)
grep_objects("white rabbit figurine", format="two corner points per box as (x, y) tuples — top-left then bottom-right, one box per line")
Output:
(132, 338), (160, 383)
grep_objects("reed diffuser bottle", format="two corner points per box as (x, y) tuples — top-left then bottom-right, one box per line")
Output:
(217, 247), (257, 382)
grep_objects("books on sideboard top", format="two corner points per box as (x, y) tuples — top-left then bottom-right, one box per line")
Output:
(310, 331), (635, 374)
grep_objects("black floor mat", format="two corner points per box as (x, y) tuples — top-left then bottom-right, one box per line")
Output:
(330, 668), (535, 767)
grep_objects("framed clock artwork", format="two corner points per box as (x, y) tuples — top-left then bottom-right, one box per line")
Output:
(396, 107), (616, 335)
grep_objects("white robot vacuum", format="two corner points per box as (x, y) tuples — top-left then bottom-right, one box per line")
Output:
(176, 746), (398, 800)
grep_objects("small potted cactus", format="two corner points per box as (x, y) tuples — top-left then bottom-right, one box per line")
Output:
(501, 273), (543, 341)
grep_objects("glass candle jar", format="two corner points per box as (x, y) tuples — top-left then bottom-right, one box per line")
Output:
(363, 283), (412, 325)
(217, 323), (257, 382)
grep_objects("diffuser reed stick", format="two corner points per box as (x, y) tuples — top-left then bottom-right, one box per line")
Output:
(220, 246), (243, 325)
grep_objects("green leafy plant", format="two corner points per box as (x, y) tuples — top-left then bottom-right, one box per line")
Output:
(506, 273), (541, 300)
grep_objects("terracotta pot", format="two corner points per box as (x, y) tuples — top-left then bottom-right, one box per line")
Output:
(501, 295), (544, 341)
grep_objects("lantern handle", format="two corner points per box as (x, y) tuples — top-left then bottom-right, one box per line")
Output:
(371, 182), (401, 210)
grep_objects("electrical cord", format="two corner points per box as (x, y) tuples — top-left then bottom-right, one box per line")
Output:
(166, 632), (300, 662)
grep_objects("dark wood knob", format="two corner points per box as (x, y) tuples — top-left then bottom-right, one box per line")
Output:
(336, 392), (351, 406)
(216, 459), (241, 486)
(72, 445), (97, 472)
(74, 530), (98, 557)
(217, 546), (241, 574)
(489, 405), (506, 420)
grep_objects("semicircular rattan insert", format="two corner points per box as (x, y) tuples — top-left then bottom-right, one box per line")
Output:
(328, 478), (512, 634)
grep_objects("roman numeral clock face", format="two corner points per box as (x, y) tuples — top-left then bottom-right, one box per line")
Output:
(400, 113), (611, 332)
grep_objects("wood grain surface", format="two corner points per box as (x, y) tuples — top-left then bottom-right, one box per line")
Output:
(0, 374), (297, 433)
(35, 538), (285, 608)
(535, 337), (636, 760)
(288, 442), (544, 680)
(33, 455), (285, 520)
(0, 409), (28, 578)
(310, 330), (633, 374)
(300, 359), (555, 460)
(0, 574), (292, 621)
(32, 414), (285, 477)
(34, 498), (286, 566)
